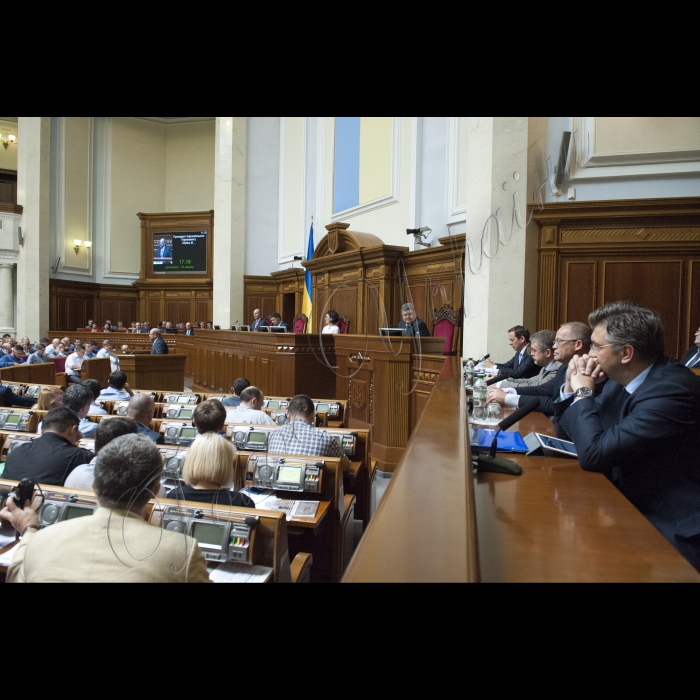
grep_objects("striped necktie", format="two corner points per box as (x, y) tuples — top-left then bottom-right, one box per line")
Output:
(686, 350), (700, 368)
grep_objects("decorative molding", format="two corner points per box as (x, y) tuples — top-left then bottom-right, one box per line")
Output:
(101, 117), (138, 281)
(133, 117), (215, 124)
(538, 251), (557, 331)
(55, 117), (94, 278)
(570, 116), (700, 181)
(0, 251), (18, 261)
(561, 226), (700, 244)
(330, 117), (401, 222)
(315, 116), (327, 239)
(446, 117), (467, 225)
(409, 116), (422, 233)
(278, 117), (307, 266)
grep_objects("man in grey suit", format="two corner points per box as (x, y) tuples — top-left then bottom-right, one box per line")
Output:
(149, 328), (169, 355)
(1, 434), (211, 583)
(491, 330), (561, 390)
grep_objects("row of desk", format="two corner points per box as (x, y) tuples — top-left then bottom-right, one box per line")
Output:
(342, 357), (700, 582)
(51, 330), (448, 473)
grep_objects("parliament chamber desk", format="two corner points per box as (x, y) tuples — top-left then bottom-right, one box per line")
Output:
(55, 330), (446, 472)
(342, 358), (700, 583)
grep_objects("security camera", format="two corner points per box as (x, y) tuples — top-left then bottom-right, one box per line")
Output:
(407, 227), (432, 248)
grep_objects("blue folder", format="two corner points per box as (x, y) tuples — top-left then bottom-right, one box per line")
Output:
(472, 429), (528, 453)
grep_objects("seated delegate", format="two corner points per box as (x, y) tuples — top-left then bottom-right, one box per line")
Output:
(483, 325), (539, 381)
(397, 304), (430, 337)
(166, 432), (255, 508)
(322, 311), (340, 335)
(2, 434), (211, 583)
(554, 302), (700, 572)
(3, 407), (94, 486)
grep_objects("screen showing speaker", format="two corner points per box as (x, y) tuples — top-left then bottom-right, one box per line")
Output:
(153, 231), (207, 274)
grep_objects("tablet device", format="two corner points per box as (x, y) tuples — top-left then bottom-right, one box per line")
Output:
(523, 433), (578, 458)
(472, 429), (528, 453)
(379, 328), (403, 337)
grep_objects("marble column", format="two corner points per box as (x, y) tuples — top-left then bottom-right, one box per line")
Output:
(16, 117), (51, 340)
(213, 117), (247, 327)
(462, 117), (532, 359)
(0, 262), (15, 333)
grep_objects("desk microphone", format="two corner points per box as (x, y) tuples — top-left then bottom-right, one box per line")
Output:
(475, 398), (540, 476)
(129, 346), (145, 355)
(477, 354), (490, 363)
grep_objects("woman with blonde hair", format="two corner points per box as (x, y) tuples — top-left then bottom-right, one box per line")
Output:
(166, 432), (254, 508)
(33, 387), (64, 411)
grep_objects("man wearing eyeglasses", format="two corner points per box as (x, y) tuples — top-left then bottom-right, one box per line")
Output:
(483, 325), (539, 381)
(487, 322), (592, 416)
(554, 301), (700, 572)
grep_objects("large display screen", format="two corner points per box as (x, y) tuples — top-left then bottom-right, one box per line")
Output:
(153, 231), (207, 274)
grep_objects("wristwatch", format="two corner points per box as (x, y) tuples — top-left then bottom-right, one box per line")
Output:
(574, 387), (593, 399)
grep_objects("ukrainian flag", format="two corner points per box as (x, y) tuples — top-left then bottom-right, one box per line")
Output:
(302, 223), (314, 332)
(334, 117), (393, 214)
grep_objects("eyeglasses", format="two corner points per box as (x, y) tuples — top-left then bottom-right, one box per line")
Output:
(590, 342), (617, 351)
(552, 338), (581, 346)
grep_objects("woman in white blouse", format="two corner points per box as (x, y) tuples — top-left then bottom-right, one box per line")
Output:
(322, 311), (340, 335)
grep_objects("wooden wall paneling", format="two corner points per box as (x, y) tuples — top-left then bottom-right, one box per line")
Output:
(538, 251), (558, 331)
(197, 301), (210, 324)
(67, 298), (87, 332)
(559, 258), (597, 326)
(603, 259), (684, 359)
(148, 300), (161, 324)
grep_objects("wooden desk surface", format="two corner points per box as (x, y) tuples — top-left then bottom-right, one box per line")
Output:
(474, 412), (700, 582)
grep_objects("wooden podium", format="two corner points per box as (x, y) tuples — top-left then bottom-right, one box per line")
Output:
(118, 354), (187, 391)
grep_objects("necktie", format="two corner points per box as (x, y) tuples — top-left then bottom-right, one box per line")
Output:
(687, 350), (700, 368)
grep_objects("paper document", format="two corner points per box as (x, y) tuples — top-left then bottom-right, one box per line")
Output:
(208, 562), (273, 584)
(261, 499), (320, 521)
(240, 487), (276, 506)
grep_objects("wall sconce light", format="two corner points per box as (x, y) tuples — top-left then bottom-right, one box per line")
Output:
(0, 133), (16, 150)
(74, 240), (92, 255)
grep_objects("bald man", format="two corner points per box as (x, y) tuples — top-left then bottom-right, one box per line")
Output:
(126, 394), (164, 444)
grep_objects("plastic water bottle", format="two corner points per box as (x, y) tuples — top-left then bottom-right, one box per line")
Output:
(465, 358), (474, 388)
(473, 372), (487, 421)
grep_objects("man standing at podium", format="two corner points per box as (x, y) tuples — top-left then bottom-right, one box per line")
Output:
(150, 329), (169, 355)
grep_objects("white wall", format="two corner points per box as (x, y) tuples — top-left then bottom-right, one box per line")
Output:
(165, 121), (215, 212)
(246, 117), (280, 276)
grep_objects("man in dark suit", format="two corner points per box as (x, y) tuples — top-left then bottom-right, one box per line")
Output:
(483, 325), (539, 380)
(184, 322), (195, 336)
(156, 238), (172, 259)
(555, 301), (700, 572)
(487, 322), (592, 416)
(269, 314), (289, 332)
(397, 303), (430, 337)
(250, 309), (267, 332)
(149, 329), (169, 355)
(678, 325), (700, 369)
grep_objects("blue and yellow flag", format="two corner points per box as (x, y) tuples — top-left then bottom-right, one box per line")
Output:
(302, 223), (314, 332)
